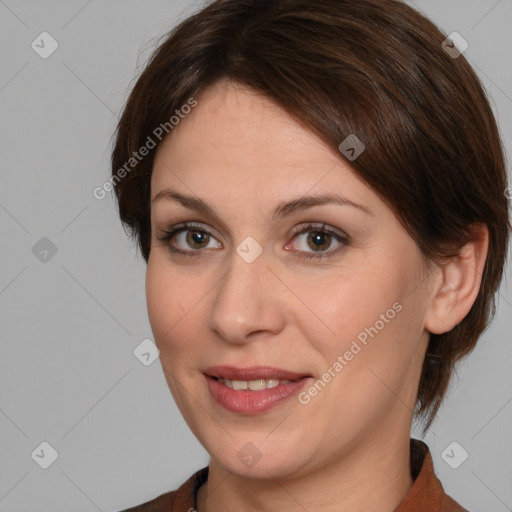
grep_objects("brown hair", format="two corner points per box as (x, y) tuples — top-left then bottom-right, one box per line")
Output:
(110, 0), (511, 430)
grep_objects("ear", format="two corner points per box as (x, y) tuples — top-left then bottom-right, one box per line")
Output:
(424, 224), (489, 335)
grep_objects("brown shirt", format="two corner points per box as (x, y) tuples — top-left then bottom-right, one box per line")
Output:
(121, 439), (468, 512)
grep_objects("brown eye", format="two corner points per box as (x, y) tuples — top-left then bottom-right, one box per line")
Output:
(288, 223), (349, 260)
(156, 222), (222, 256)
(306, 231), (332, 251)
(185, 230), (210, 249)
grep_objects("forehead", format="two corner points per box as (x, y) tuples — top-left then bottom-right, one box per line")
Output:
(150, 81), (383, 217)
(153, 81), (327, 173)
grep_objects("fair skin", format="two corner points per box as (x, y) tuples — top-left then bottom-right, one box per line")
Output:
(146, 80), (488, 512)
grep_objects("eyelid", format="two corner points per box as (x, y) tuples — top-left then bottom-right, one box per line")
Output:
(289, 222), (347, 240)
(285, 222), (349, 259)
(158, 221), (222, 243)
(155, 221), (221, 253)
(156, 221), (349, 258)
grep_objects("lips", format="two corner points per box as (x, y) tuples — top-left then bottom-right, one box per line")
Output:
(203, 365), (311, 381)
(204, 366), (313, 414)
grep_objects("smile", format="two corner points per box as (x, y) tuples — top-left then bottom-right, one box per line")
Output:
(204, 366), (312, 413)
(215, 377), (294, 390)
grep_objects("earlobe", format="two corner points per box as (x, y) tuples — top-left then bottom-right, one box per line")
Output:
(424, 224), (489, 335)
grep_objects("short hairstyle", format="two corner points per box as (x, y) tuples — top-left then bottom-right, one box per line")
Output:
(110, 0), (511, 430)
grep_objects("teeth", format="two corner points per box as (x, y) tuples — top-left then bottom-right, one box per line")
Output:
(217, 377), (295, 390)
(248, 379), (266, 391)
(232, 380), (248, 390)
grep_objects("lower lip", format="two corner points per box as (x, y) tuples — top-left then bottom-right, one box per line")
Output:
(205, 375), (311, 414)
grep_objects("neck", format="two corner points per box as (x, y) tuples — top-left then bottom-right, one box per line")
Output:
(197, 423), (414, 512)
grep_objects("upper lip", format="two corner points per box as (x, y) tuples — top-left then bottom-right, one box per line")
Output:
(204, 365), (311, 381)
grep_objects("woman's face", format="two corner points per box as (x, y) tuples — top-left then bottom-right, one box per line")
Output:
(146, 80), (436, 478)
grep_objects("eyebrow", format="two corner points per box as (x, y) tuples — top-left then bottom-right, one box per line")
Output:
(151, 189), (374, 219)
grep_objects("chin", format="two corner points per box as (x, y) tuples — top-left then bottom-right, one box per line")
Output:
(199, 429), (317, 480)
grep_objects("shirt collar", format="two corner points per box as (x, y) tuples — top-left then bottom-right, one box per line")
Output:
(173, 438), (466, 511)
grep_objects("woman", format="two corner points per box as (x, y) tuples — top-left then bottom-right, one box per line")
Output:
(110, 0), (510, 510)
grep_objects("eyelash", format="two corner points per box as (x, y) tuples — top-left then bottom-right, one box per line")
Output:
(155, 222), (349, 260)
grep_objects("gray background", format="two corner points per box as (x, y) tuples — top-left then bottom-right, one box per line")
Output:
(0, 0), (510, 511)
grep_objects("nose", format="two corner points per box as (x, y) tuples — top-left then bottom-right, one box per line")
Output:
(207, 247), (286, 345)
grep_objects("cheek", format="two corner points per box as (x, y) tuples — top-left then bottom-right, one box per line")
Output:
(145, 260), (188, 347)
(292, 253), (424, 401)
(145, 258), (211, 374)
(290, 264), (406, 356)
(146, 262), (169, 336)
(314, 274), (425, 408)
